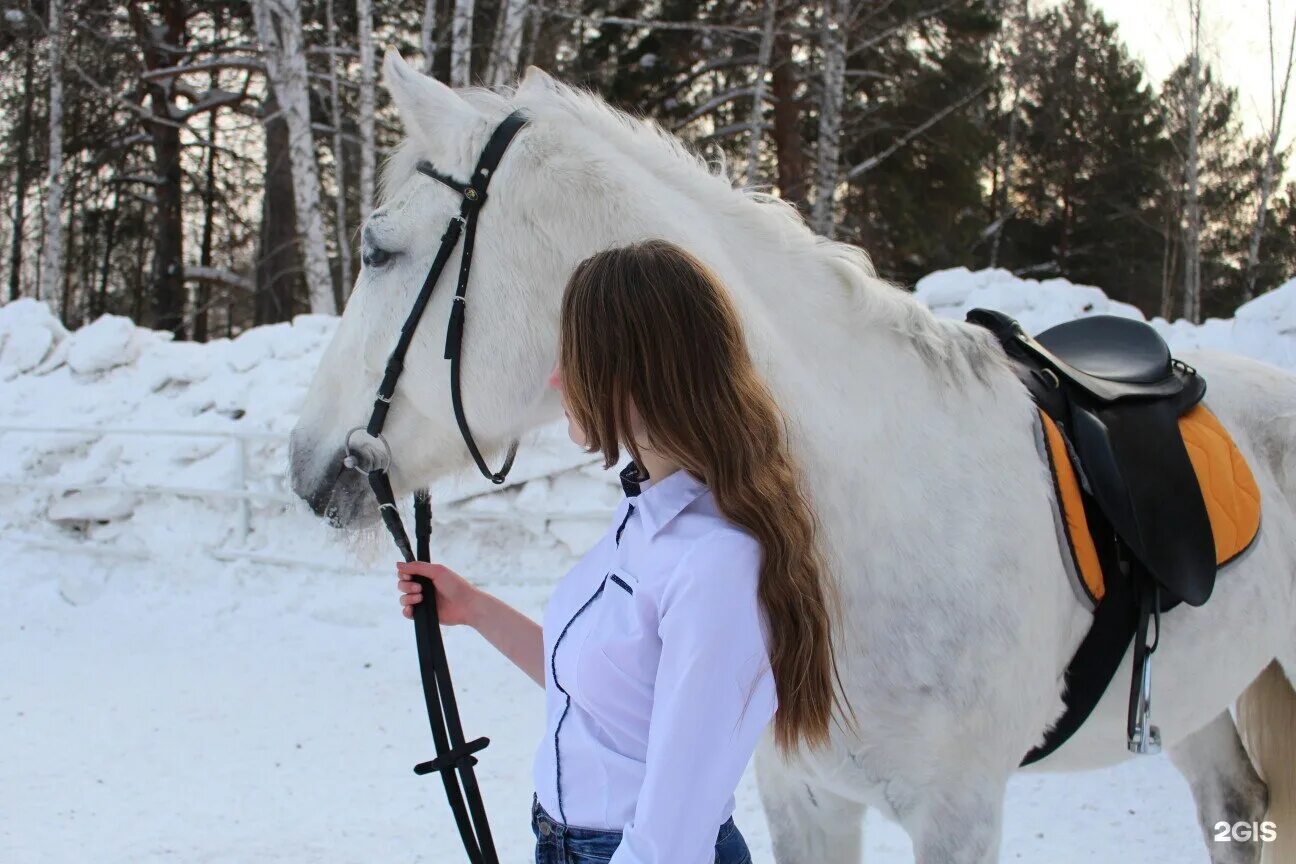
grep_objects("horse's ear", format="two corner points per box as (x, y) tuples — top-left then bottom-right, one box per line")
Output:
(381, 49), (480, 144)
(517, 65), (557, 96)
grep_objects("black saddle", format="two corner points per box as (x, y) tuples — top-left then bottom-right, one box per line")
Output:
(968, 308), (1218, 765)
(968, 309), (1214, 605)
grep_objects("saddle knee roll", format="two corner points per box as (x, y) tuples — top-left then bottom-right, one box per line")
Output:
(1039, 404), (1261, 607)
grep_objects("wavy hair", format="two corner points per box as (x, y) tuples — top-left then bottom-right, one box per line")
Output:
(558, 238), (853, 754)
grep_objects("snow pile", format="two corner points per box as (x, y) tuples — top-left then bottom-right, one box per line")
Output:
(0, 297), (68, 377)
(915, 267), (1146, 330)
(917, 266), (1296, 371)
(0, 300), (615, 587)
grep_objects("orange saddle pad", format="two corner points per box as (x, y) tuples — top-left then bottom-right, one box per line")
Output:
(1040, 404), (1262, 604)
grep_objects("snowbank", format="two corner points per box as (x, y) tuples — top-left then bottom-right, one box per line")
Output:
(916, 266), (1296, 370)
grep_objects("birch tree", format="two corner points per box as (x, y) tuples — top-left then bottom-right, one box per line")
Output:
(252, 0), (337, 315)
(1182, 0), (1204, 323)
(39, 0), (65, 310)
(488, 0), (528, 87)
(812, 0), (849, 237)
(325, 0), (352, 294)
(745, 0), (778, 187)
(451, 0), (475, 87)
(421, 0), (437, 74)
(9, 24), (36, 302)
(358, 0), (376, 225)
(1243, 0), (1296, 300)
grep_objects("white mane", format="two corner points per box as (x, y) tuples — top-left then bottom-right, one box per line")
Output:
(383, 76), (1000, 383)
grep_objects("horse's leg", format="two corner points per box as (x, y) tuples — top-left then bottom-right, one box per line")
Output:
(1238, 658), (1296, 864)
(904, 775), (1007, 864)
(754, 736), (867, 864)
(1169, 710), (1269, 864)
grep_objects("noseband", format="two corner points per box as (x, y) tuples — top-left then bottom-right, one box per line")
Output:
(344, 110), (528, 864)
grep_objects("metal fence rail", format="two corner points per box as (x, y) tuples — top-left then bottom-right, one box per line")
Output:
(0, 423), (292, 564)
(0, 422), (609, 571)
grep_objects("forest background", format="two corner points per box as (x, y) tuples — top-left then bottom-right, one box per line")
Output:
(1, 0), (1293, 341)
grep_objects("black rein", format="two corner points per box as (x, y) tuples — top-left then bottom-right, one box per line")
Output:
(344, 110), (530, 864)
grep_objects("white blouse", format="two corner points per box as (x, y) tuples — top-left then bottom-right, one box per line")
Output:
(532, 461), (778, 864)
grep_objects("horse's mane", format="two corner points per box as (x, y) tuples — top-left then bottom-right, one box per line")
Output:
(383, 77), (997, 382)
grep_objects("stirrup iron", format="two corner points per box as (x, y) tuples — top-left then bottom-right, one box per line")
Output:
(1128, 579), (1162, 755)
(1128, 651), (1161, 754)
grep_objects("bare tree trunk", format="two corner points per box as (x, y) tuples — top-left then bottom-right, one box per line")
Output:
(1182, 0), (1203, 323)
(488, 0), (527, 86)
(745, 0), (778, 187)
(421, 0), (438, 75)
(326, 0), (353, 298)
(812, 0), (849, 237)
(253, 0), (338, 315)
(1160, 193), (1178, 320)
(60, 173), (77, 327)
(1243, 0), (1296, 301)
(195, 94), (219, 342)
(40, 0), (66, 310)
(451, 0), (475, 87)
(8, 38), (35, 302)
(358, 0), (376, 225)
(770, 12), (808, 213)
(990, 0), (1029, 269)
(95, 187), (120, 319)
(128, 0), (189, 337)
(257, 90), (302, 325)
(131, 221), (146, 323)
(989, 98), (1018, 269)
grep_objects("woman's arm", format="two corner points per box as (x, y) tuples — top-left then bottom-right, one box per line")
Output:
(396, 561), (545, 687)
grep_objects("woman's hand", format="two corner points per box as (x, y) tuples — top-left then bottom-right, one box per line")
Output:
(395, 561), (483, 627)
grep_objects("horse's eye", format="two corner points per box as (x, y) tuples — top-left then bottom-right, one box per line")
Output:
(363, 245), (394, 269)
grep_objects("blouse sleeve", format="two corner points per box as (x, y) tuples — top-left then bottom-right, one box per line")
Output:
(609, 529), (779, 864)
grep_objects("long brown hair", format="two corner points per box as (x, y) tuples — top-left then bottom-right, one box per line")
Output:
(558, 238), (853, 755)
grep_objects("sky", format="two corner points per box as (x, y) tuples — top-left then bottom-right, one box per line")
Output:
(1080, 0), (1296, 146)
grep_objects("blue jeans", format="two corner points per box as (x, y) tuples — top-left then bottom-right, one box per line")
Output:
(531, 793), (752, 864)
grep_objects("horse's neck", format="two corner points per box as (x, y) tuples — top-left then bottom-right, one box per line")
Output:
(664, 190), (946, 400)
(549, 133), (972, 422)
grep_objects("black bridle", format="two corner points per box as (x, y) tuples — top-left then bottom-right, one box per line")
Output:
(343, 110), (529, 864)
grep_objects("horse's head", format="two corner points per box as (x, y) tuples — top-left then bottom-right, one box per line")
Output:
(290, 53), (606, 528)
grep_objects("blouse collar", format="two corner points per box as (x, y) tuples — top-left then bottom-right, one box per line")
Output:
(618, 459), (710, 540)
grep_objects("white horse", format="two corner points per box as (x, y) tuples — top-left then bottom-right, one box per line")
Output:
(289, 52), (1296, 864)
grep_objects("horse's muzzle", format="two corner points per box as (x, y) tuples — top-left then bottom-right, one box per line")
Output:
(289, 430), (378, 529)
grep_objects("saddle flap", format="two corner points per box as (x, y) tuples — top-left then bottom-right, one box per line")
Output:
(1069, 399), (1218, 606)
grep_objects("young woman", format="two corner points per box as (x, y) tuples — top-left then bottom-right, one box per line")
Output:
(395, 239), (848, 864)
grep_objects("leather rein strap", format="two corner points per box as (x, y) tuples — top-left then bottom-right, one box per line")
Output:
(346, 110), (529, 864)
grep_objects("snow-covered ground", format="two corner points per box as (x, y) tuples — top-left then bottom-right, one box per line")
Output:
(3, 268), (1294, 863)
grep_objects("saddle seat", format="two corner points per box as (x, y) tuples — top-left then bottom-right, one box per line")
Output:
(1036, 315), (1172, 385)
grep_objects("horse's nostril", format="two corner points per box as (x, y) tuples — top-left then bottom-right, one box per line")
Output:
(361, 224), (394, 269)
(363, 244), (393, 269)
